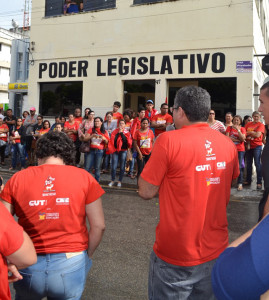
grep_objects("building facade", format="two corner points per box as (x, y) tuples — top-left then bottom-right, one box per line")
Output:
(0, 29), (23, 111)
(28, 0), (269, 120)
(9, 38), (30, 117)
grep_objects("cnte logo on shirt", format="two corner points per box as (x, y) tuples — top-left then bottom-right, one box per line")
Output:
(29, 200), (47, 206)
(196, 164), (211, 171)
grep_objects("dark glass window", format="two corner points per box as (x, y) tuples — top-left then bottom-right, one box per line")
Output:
(84, 0), (116, 11)
(39, 81), (82, 116)
(45, 0), (64, 17)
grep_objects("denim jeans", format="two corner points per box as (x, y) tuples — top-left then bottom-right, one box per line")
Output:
(85, 149), (104, 182)
(148, 251), (216, 300)
(14, 251), (91, 300)
(111, 151), (127, 182)
(12, 143), (26, 168)
(246, 145), (262, 184)
(238, 151), (245, 184)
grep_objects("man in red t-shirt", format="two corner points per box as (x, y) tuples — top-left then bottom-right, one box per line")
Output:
(0, 131), (105, 299)
(105, 101), (123, 127)
(130, 107), (146, 138)
(151, 103), (173, 137)
(139, 86), (239, 300)
(74, 108), (83, 124)
(0, 202), (36, 300)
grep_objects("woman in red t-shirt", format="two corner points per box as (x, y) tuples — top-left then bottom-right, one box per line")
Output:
(133, 118), (155, 182)
(39, 120), (50, 136)
(84, 117), (109, 182)
(0, 118), (9, 165)
(108, 119), (132, 187)
(64, 114), (79, 142)
(9, 118), (26, 170)
(244, 111), (265, 189)
(226, 115), (246, 191)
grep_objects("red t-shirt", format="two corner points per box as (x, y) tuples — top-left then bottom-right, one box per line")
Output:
(130, 117), (141, 138)
(0, 124), (8, 142)
(245, 121), (265, 148)
(133, 129), (154, 155)
(74, 117), (83, 124)
(125, 121), (133, 132)
(64, 121), (79, 142)
(13, 126), (22, 144)
(226, 126), (246, 152)
(0, 202), (24, 300)
(39, 128), (50, 136)
(141, 123), (239, 266)
(87, 128), (110, 150)
(0, 165), (105, 254)
(152, 113), (173, 137)
(145, 109), (158, 123)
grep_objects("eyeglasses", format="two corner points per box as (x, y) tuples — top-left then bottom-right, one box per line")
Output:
(209, 113), (215, 115)
(172, 106), (179, 113)
(17, 120), (22, 122)
(37, 118), (42, 120)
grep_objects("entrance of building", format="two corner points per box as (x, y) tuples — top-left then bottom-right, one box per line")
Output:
(168, 78), (236, 122)
(123, 80), (155, 112)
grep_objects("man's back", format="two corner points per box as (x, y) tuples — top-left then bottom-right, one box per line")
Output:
(141, 123), (239, 266)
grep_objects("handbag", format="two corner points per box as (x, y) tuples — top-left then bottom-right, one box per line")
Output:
(80, 141), (90, 153)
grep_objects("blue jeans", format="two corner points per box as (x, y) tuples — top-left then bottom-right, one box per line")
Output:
(12, 143), (26, 168)
(238, 151), (245, 184)
(85, 149), (104, 182)
(246, 146), (262, 184)
(148, 251), (216, 300)
(14, 251), (91, 300)
(111, 151), (127, 182)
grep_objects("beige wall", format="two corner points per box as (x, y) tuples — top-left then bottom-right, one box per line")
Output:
(28, 0), (268, 116)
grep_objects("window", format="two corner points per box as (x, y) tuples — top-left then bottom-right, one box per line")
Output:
(45, 0), (63, 17)
(84, 0), (116, 11)
(133, 0), (168, 4)
(39, 81), (83, 116)
(17, 52), (23, 81)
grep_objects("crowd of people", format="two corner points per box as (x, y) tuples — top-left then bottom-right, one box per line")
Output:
(0, 100), (266, 191)
(1, 82), (269, 300)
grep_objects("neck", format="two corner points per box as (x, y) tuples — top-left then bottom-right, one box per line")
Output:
(38, 156), (65, 166)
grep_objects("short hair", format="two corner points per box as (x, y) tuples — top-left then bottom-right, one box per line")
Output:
(225, 112), (233, 117)
(123, 110), (132, 118)
(113, 101), (121, 108)
(141, 117), (149, 123)
(119, 119), (125, 124)
(252, 111), (260, 117)
(260, 81), (269, 97)
(37, 114), (43, 119)
(233, 115), (243, 124)
(138, 106), (146, 113)
(43, 120), (51, 129)
(174, 86), (211, 122)
(55, 115), (61, 120)
(55, 123), (63, 128)
(106, 111), (113, 117)
(36, 131), (75, 165)
(6, 109), (12, 112)
(161, 103), (168, 108)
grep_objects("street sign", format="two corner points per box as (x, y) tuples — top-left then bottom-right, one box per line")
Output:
(262, 54), (269, 75)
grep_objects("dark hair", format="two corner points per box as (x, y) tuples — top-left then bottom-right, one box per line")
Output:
(60, 115), (66, 122)
(37, 115), (43, 120)
(260, 81), (269, 96)
(242, 115), (251, 126)
(83, 107), (91, 119)
(138, 106), (146, 113)
(113, 101), (121, 108)
(6, 109), (12, 112)
(93, 117), (105, 134)
(161, 103), (168, 108)
(225, 112), (233, 117)
(16, 117), (22, 125)
(36, 131), (75, 165)
(174, 86), (211, 122)
(105, 111), (113, 117)
(22, 111), (29, 117)
(123, 110), (132, 118)
(141, 118), (149, 123)
(233, 115), (243, 125)
(55, 123), (63, 128)
(118, 119), (125, 125)
(252, 111), (260, 117)
(55, 115), (61, 120)
(43, 120), (51, 129)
